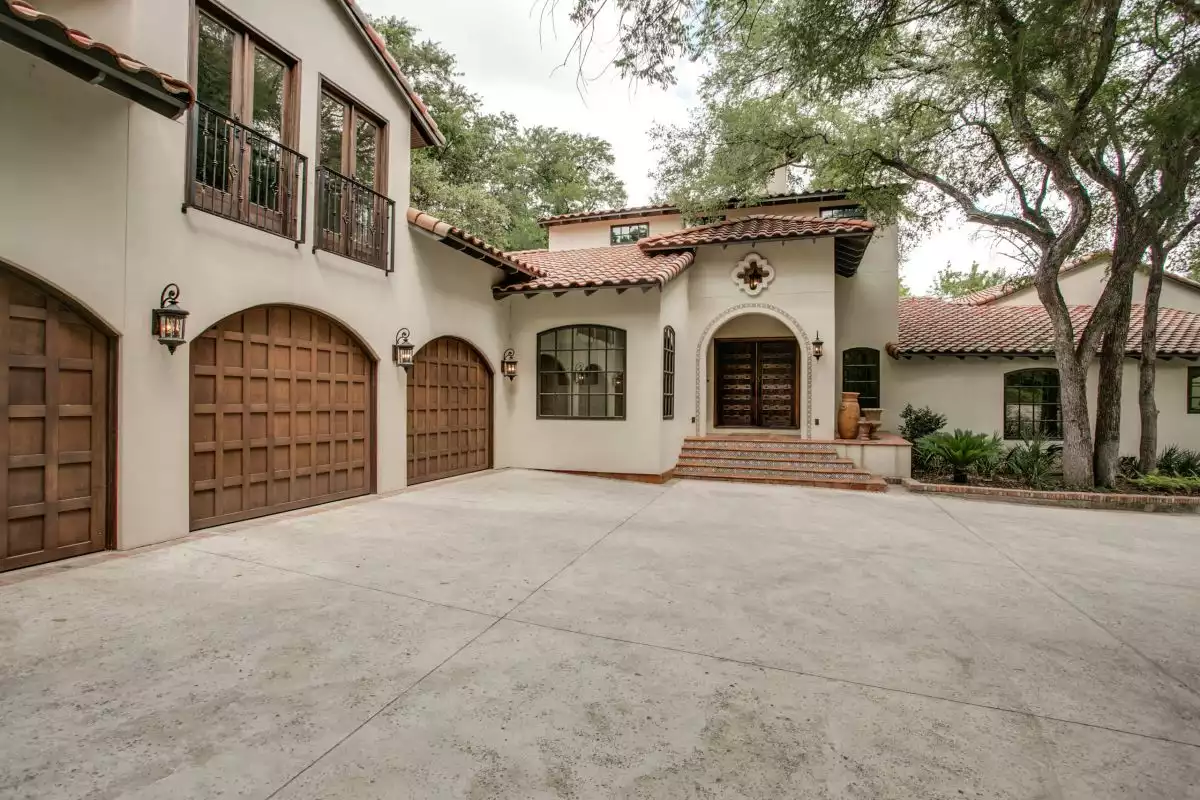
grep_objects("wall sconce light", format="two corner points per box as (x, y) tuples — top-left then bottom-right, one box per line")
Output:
(151, 283), (189, 354)
(501, 349), (518, 381)
(813, 331), (824, 361)
(393, 328), (415, 371)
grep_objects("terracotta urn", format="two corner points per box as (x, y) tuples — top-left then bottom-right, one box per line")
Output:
(856, 420), (873, 441)
(837, 392), (861, 440)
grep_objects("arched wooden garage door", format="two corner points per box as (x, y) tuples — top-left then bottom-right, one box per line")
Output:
(190, 306), (373, 529)
(407, 337), (492, 485)
(2, 267), (110, 572)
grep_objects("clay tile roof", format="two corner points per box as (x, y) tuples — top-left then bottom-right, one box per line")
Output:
(949, 251), (1112, 306)
(536, 188), (854, 226)
(492, 245), (696, 296)
(895, 297), (1200, 356)
(338, 0), (444, 148)
(407, 208), (540, 277)
(3, 0), (195, 118)
(638, 214), (875, 250)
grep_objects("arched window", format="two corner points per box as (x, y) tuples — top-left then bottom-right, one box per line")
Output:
(662, 326), (676, 420)
(842, 347), (880, 409)
(1004, 369), (1062, 440)
(537, 326), (626, 419)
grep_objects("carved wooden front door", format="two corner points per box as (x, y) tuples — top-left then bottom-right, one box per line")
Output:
(715, 339), (798, 428)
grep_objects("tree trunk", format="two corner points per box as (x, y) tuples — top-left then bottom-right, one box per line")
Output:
(1139, 244), (1165, 473)
(1093, 268), (1134, 487)
(1056, 352), (1094, 486)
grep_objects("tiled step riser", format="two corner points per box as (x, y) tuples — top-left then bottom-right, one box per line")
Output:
(680, 450), (848, 464)
(676, 466), (873, 481)
(676, 459), (867, 475)
(683, 444), (839, 456)
(676, 471), (887, 492)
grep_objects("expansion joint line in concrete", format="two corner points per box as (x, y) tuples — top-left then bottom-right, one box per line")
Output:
(260, 483), (677, 799)
(926, 496), (1200, 705)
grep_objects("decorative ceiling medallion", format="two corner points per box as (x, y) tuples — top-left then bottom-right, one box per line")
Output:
(731, 253), (775, 296)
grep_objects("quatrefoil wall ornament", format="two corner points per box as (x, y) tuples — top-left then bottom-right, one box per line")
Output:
(731, 253), (776, 296)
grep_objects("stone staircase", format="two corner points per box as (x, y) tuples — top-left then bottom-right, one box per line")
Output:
(674, 435), (888, 492)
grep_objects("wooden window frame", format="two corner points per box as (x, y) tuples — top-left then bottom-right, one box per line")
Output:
(536, 325), (627, 420)
(842, 347), (881, 410)
(1189, 366), (1200, 414)
(316, 76), (389, 194)
(611, 223), (650, 245)
(1003, 368), (1063, 440)
(662, 326), (676, 420)
(187, 0), (303, 237)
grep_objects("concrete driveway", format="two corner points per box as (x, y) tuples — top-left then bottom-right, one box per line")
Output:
(1, 470), (1198, 799)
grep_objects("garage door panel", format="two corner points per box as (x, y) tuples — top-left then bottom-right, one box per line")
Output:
(2, 269), (109, 572)
(190, 306), (373, 530)
(406, 337), (492, 486)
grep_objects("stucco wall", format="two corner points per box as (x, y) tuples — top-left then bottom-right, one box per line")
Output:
(547, 215), (683, 251)
(658, 273), (693, 472)
(500, 290), (665, 475)
(687, 240), (837, 438)
(892, 357), (1200, 453)
(992, 259), (1200, 314)
(1, 0), (509, 551)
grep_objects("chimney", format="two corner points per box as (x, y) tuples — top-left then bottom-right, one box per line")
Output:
(766, 165), (790, 195)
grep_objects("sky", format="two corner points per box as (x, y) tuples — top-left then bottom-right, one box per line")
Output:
(362, 0), (1014, 293)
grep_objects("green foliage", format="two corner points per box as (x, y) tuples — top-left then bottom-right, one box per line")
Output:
(369, 16), (627, 250)
(933, 262), (1009, 299)
(899, 404), (946, 444)
(1129, 473), (1200, 495)
(1156, 445), (1200, 477)
(917, 430), (1003, 484)
(1117, 455), (1143, 480)
(1004, 436), (1063, 489)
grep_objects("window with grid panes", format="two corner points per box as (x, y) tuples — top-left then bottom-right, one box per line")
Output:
(537, 326), (627, 419)
(1004, 369), (1063, 439)
(842, 347), (880, 409)
(1189, 367), (1200, 414)
(662, 326), (676, 419)
(610, 223), (650, 244)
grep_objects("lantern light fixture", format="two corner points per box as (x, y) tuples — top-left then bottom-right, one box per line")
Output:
(501, 348), (518, 381)
(151, 283), (189, 354)
(393, 328), (415, 371)
(813, 331), (824, 361)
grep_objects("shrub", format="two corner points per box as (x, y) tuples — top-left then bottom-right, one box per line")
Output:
(1117, 455), (1143, 480)
(1156, 445), (1200, 477)
(917, 429), (1003, 484)
(899, 404), (947, 444)
(1130, 473), (1200, 495)
(1004, 435), (1063, 489)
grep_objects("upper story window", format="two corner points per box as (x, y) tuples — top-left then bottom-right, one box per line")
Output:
(611, 223), (650, 245)
(315, 80), (393, 271)
(1189, 367), (1199, 414)
(842, 348), (880, 409)
(662, 326), (676, 420)
(1004, 368), (1062, 440)
(820, 205), (866, 220)
(537, 326), (627, 419)
(187, 4), (305, 242)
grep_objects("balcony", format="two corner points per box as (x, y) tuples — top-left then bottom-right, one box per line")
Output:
(314, 167), (395, 273)
(184, 102), (307, 245)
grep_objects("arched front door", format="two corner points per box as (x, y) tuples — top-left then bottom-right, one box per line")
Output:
(190, 306), (374, 529)
(407, 337), (492, 485)
(2, 266), (112, 572)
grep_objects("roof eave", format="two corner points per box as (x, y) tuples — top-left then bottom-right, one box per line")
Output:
(538, 190), (854, 228)
(1, 2), (193, 119)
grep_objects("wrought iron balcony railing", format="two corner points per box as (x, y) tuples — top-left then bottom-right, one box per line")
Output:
(184, 102), (307, 246)
(314, 166), (395, 273)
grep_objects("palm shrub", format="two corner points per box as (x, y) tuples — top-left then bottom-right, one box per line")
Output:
(917, 430), (1003, 484)
(1156, 445), (1200, 477)
(1004, 435), (1063, 489)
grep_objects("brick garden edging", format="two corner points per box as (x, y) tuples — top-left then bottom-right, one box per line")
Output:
(901, 478), (1200, 513)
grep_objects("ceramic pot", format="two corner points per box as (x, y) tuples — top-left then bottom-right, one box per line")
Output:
(861, 407), (883, 440)
(837, 392), (861, 440)
(856, 420), (873, 441)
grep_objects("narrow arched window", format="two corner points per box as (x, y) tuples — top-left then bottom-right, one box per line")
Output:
(1004, 368), (1062, 440)
(842, 347), (880, 409)
(537, 326), (626, 419)
(662, 326), (676, 420)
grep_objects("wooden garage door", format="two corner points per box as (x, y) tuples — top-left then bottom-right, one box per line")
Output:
(190, 306), (373, 529)
(2, 269), (110, 572)
(407, 337), (492, 485)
